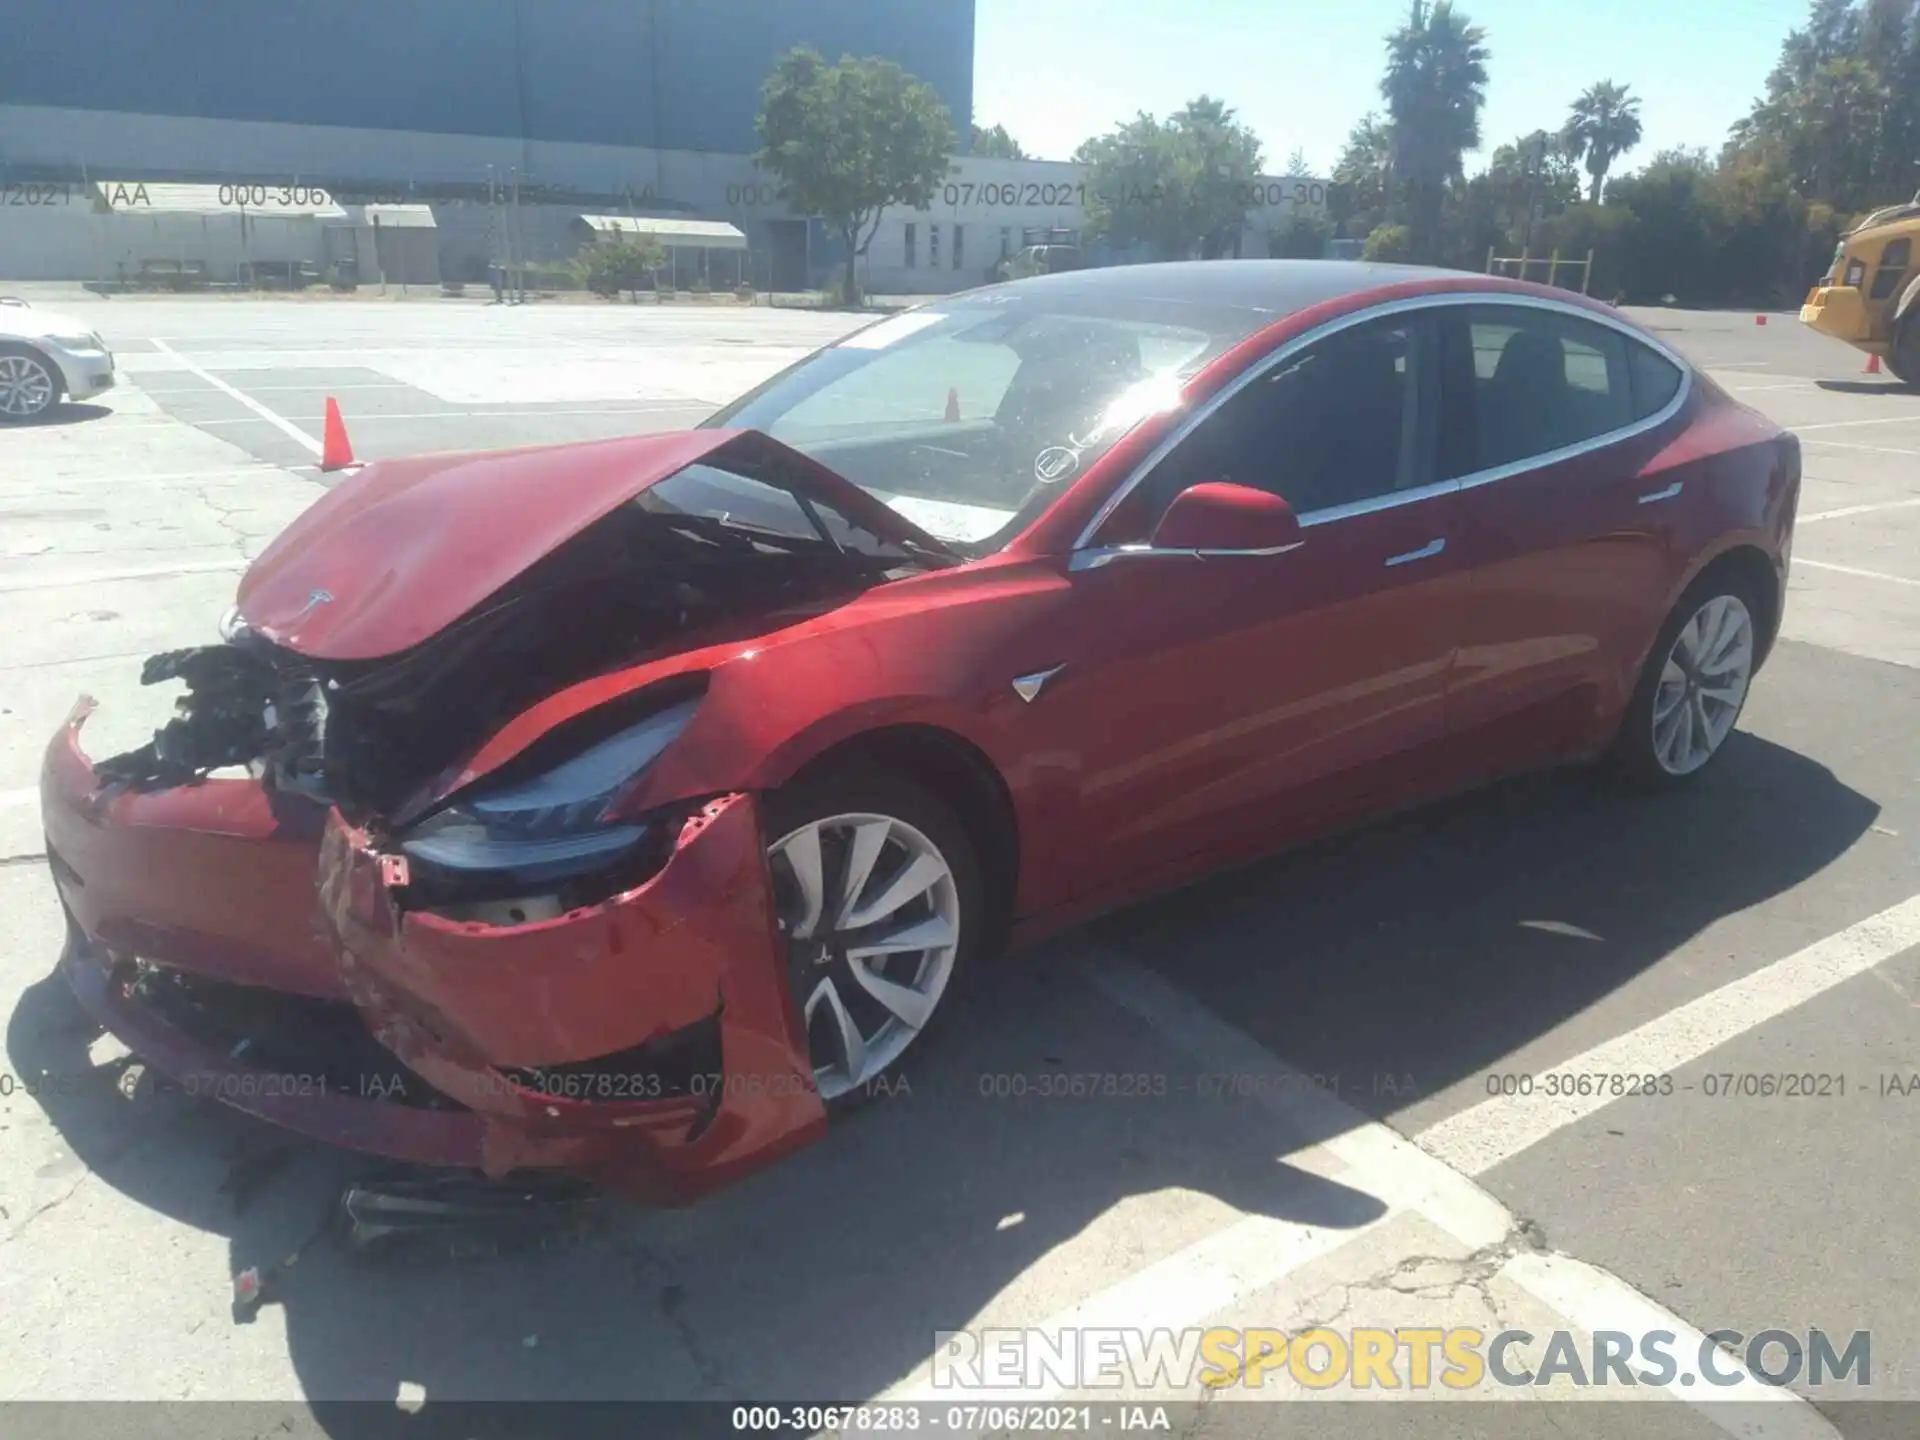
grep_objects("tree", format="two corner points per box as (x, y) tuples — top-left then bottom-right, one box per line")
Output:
(1285, 145), (1313, 176)
(1270, 213), (1334, 257)
(1561, 81), (1645, 202)
(1075, 96), (1265, 260)
(1363, 223), (1415, 261)
(1724, 0), (1920, 212)
(969, 122), (1029, 159)
(577, 235), (668, 301)
(1330, 113), (1395, 238)
(1487, 130), (1581, 235)
(1381, 0), (1491, 261)
(755, 47), (957, 304)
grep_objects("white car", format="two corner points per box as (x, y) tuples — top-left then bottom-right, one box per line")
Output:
(0, 297), (116, 423)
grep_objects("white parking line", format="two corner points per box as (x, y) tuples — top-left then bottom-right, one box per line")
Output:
(1417, 893), (1920, 1174)
(1793, 558), (1920, 587)
(148, 340), (322, 457)
(1801, 438), (1920, 456)
(1790, 414), (1920, 433)
(1799, 498), (1920, 523)
(888, 954), (1846, 1433)
(183, 404), (713, 425)
(137, 382), (418, 394)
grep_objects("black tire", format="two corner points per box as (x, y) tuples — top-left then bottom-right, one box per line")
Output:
(1889, 316), (1920, 388)
(762, 763), (987, 1114)
(0, 342), (62, 425)
(1611, 568), (1764, 790)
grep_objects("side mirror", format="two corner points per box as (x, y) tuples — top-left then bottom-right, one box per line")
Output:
(1149, 482), (1303, 554)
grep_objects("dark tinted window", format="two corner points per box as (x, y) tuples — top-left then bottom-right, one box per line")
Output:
(1446, 307), (1633, 476)
(1629, 344), (1684, 419)
(1134, 314), (1432, 525)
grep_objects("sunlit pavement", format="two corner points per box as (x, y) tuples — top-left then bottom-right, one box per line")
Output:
(1, 294), (1917, 1438)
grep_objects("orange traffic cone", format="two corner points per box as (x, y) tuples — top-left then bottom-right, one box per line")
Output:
(320, 396), (356, 472)
(1865, 352), (1883, 375)
(944, 387), (960, 422)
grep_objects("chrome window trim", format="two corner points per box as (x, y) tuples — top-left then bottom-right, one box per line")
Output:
(1070, 289), (1696, 553)
(1068, 540), (1305, 573)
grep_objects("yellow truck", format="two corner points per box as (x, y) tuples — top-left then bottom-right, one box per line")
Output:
(1800, 192), (1920, 382)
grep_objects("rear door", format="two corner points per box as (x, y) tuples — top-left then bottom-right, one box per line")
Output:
(1024, 309), (1471, 897)
(1436, 301), (1696, 775)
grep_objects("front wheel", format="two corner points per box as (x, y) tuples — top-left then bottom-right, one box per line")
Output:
(1613, 579), (1760, 787)
(0, 344), (60, 423)
(763, 767), (984, 1110)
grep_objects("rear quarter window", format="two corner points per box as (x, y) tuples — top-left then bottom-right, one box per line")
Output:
(1629, 344), (1685, 420)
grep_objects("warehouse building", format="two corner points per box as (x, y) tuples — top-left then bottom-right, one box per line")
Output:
(0, 0), (1326, 290)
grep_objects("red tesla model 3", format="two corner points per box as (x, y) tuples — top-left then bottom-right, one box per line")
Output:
(40, 262), (1799, 1200)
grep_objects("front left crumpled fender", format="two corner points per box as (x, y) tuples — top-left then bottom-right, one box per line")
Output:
(319, 792), (829, 1199)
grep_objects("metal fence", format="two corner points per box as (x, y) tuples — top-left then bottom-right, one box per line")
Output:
(1487, 246), (1596, 294)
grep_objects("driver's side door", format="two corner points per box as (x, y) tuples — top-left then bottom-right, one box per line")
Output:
(1026, 310), (1472, 902)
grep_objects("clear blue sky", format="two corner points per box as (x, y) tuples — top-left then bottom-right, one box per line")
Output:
(973, 0), (1809, 175)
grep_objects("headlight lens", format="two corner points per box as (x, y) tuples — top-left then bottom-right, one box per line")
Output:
(48, 333), (100, 350)
(401, 697), (701, 882)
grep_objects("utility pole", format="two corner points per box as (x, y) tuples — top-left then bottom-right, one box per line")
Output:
(1521, 131), (1547, 265)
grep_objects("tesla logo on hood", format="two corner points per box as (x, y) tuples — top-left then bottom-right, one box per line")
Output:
(291, 588), (335, 621)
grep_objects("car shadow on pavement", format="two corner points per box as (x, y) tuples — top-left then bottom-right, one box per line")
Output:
(1814, 379), (1916, 395)
(3, 731), (1878, 1421)
(15, 402), (117, 428)
(1088, 731), (1883, 1127)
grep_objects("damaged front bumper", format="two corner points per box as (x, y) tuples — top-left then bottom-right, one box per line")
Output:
(44, 700), (828, 1202)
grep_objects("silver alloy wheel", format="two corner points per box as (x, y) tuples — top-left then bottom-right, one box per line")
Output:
(1652, 593), (1754, 776)
(767, 811), (961, 1100)
(0, 352), (57, 419)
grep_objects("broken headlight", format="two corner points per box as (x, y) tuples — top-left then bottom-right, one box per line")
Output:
(400, 697), (701, 884)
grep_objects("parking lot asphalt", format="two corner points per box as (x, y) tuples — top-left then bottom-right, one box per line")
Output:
(1, 290), (1916, 1438)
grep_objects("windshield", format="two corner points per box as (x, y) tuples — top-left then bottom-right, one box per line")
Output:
(702, 288), (1278, 554)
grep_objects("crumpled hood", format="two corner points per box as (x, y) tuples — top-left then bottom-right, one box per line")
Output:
(235, 428), (944, 660)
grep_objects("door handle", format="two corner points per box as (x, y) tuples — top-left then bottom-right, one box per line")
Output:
(1637, 482), (1684, 505)
(1385, 537), (1446, 567)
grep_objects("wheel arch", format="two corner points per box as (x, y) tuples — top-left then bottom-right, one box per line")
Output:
(1680, 542), (1783, 666)
(776, 723), (1021, 951)
(1895, 271), (1920, 325)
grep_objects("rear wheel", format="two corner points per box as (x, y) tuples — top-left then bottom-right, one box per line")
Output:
(763, 767), (984, 1111)
(1613, 575), (1760, 788)
(1889, 317), (1920, 387)
(0, 344), (59, 423)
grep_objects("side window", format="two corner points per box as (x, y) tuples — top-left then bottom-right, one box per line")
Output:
(1629, 343), (1684, 419)
(1869, 237), (1911, 302)
(1132, 314), (1432, 528)
(1445, 306), (1633, 476)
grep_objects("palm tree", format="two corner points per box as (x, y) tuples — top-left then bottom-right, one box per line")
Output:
(1562, 81), (1644, 202)
(1382, 0), (1491, 262)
